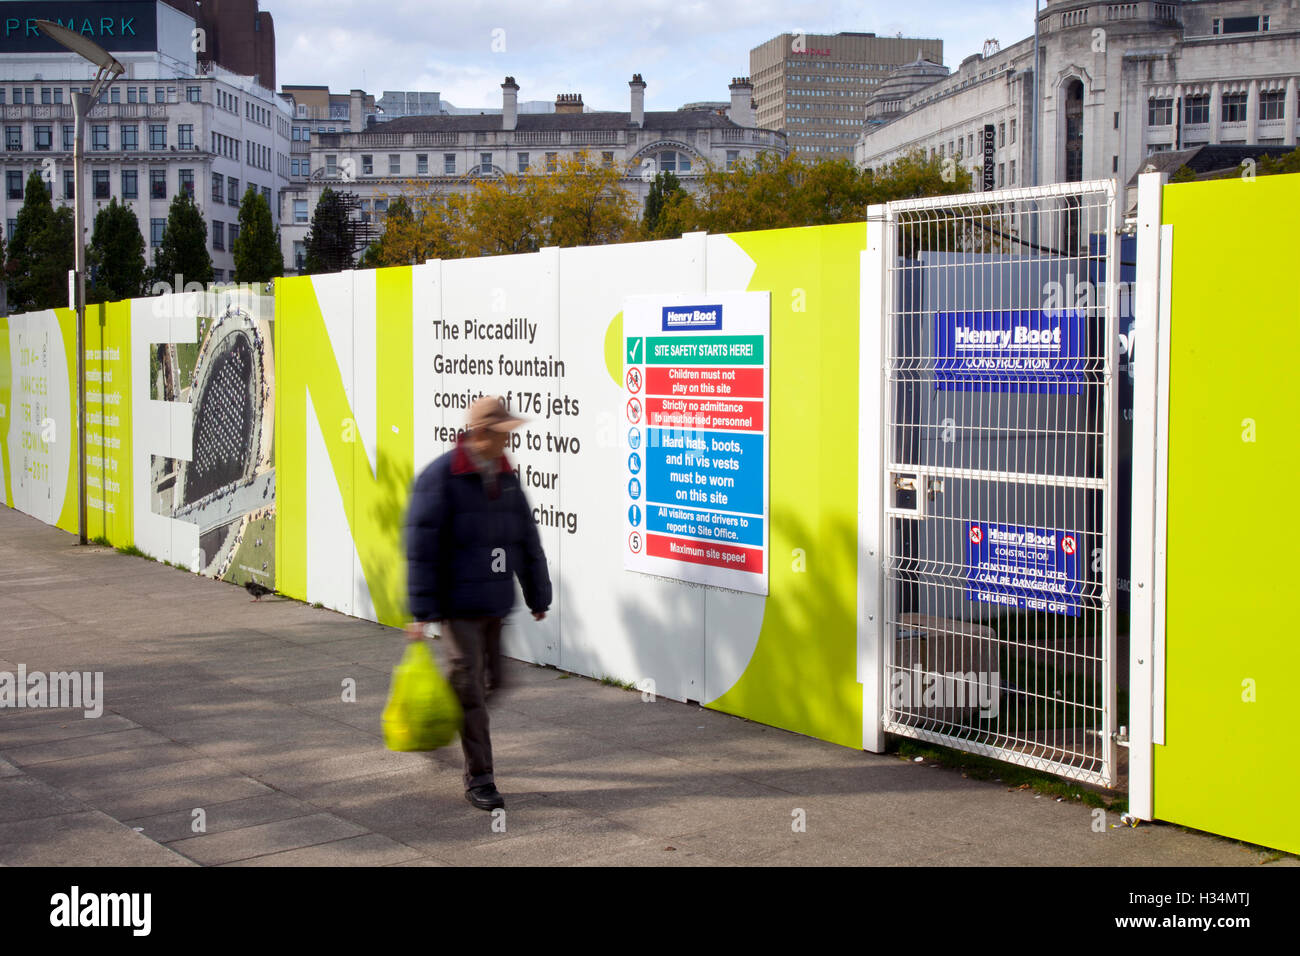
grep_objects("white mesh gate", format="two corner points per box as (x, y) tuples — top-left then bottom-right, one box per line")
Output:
(877, 180), (1120, 786)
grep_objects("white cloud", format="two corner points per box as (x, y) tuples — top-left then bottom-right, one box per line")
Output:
(272, 1), (1039, 114)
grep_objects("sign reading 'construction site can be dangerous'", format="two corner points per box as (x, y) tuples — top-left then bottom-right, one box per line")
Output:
(966, 521), (1082, 616)
(621, 291), (770, 596)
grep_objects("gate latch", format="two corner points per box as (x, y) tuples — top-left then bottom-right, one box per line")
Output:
(886, 471), (927, 517)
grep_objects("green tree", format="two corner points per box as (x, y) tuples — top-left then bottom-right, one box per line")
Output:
(5, 171), (74, 313)
(303, 187), (360, 274)
(88, 198), (147, 303)
(152, 190), (213, 288)
(641, 171), (688, 240)
(539, 151), (634, 248)
(232, 185), (284, 283)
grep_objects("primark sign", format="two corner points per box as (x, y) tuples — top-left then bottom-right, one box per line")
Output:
(1, 1), (159, 54)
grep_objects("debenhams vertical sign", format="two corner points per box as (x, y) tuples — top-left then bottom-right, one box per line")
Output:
(1, 1), (159, 54)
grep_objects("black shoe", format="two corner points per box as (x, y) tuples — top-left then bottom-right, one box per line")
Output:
(465, 784), (505, 811)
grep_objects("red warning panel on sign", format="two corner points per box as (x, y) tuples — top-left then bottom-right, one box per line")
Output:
(645, 397), (764, 432)
(646, 534), (763, 574)
(646, 366), (764, 399)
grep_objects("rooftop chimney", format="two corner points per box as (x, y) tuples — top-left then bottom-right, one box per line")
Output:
(728, 76), (754, 128)
(555, 93), (584, 115)
(629, 73), (646, 127)
(502, 76), (519, 131)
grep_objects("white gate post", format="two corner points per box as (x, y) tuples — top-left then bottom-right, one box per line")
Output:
(859, 206), (888, 752)
(1129, 171), (1170, 819)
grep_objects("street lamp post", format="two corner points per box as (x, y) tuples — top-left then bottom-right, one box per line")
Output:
(35, 21), (123, 546)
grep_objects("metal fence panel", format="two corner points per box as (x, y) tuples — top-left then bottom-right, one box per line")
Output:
(880, 181), (1119, 786)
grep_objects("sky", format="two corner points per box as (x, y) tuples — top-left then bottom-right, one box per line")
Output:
(272, 0), (1040, 112)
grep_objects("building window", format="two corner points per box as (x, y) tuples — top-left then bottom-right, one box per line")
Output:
(1259, 90), (1285, 121)
(34, 125), (52, 150)
(362, 154), (373, 174)
(517, 152), (529, 172)
(63, 125), (75, 150)
(229, 223), (239, 247)
(1010, 119), (1016, 143)
(155, 88), (166, 104)
(601, 151), (614, 168)
(262, 186), (271, 206)
(212, 172), (224, 204)
(997, 162), (1005, 187)
(212, 220), (224, 251)
(325, 154), (337, 176)
(1147, 98), (1173, 126)
(93, 169), (110, 199)
(416, 153), (428, 174)
(149, 124), (167, 150)
(1221, 92), (1247, 123)
(122, 169), (138, 199)
(7, 170), (24, 199)
(1184, 94), (1209, 125)
(389, 153), (400, 174)
(444, 153), (455, 174)
(6, 126), (22, 150)
(228, 177), (239, 204)
(92, 125), (109, 150)
(121, 125), (138, 151)
(545, 152), (558, 172)
(179, 169), (194, 197)
(656, 150), (691, 174)
(63, 169), (75, 200)
(150, 169), (167, 200)
(187, 86), (200, 103)
(294, 199), (308, 223)
(1009, 160), (1016, 184)
(151, 218), (165, 246)
(293, 241), (305, 271)
(127, 87), (138, 104)
(41, 87), (51, 105)
(997, 122), (1005, 147)
(374, 198), (388, 215)
(479, 152), (492, 171)
(726, 149), (739, 171)
(178, 124), (194, 149)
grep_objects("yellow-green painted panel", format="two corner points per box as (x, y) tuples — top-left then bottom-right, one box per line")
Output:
(1156, 173), (1300, 854)
(705, 223), (867, 749)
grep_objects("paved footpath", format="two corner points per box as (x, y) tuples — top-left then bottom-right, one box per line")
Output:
(0, 506), (1290, 867)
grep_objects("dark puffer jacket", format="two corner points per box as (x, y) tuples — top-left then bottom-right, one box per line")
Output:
(405, 436), (551, 622)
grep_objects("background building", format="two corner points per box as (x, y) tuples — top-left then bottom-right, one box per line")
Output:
(163, 0), (277, 91)
(1, 0), (291, 284)
(855, 0), (1300, 198)
(750, 31), (943, 158)
(282, 74), (789, 273)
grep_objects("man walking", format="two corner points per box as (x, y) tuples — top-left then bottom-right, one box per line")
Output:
(404, 396), (552, 811)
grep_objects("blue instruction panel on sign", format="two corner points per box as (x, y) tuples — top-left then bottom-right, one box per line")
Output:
(965, 521), (1082, 616)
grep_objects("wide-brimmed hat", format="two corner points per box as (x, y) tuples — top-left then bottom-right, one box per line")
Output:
(468, 395), (526, 432)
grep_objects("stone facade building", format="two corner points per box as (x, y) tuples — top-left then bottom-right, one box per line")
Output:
(281, 75), (789, 273)
(1, 1), (291, 287)
(854, 0), (1300, 193)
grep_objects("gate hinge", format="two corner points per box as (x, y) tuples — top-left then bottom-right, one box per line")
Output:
(1112, 724), (1130, 748)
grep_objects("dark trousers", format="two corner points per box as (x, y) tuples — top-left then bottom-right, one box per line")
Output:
(442, 618), (504, 789)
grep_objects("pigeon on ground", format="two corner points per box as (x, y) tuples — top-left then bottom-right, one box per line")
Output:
(244, 580), (276, 601)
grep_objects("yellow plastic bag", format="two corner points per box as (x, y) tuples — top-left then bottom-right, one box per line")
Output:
(382, 640), (463, 751)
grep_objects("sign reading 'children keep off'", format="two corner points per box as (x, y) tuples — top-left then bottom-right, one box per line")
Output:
(622, 291), (770, 596)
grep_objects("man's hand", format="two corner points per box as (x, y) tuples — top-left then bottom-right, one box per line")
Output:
(532, 611), (546, 622)
(407, 622), (441, 640)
